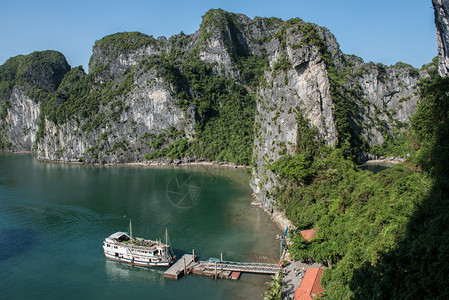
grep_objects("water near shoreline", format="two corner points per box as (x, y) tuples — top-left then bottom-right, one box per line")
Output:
(359, 162), (394, 174)
(0, 154), (280, 299)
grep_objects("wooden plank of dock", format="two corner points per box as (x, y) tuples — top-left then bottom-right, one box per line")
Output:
(198, 260), (280, 275)
(230, 272), (241, 280)
(164, 254), (195, 279)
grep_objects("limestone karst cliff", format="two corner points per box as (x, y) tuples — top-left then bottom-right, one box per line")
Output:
(433, 0), (449, 77)
(0, 9), (432, 207)
(0, 51), (70, 151)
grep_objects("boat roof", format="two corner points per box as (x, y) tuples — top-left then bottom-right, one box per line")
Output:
(104, 232), (170, 248)
(107, 232), (129, 239)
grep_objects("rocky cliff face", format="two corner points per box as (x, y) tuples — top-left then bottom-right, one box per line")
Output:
(0, 50), (70, 151)
(4, 87), (40, 151)
(0, 9), (430, 207)
(433, 0), (449, 77)
(248, 19), (427, 207)
(38, 57), (195, 163)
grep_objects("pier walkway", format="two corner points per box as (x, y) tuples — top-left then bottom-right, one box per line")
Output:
(164, 254), (280, 280)
(198, 260), (280, 274)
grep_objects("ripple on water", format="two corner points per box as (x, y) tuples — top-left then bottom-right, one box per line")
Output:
(0, 228), (37, 261)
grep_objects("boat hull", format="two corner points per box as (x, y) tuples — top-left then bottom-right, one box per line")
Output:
(104, 252), (171, 267)
(103, 231), (175, 267)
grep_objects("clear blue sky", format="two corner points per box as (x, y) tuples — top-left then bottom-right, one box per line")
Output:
(0, 0), (437, 71)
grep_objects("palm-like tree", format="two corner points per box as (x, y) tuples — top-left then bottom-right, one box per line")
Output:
(263, 271), (283, 300)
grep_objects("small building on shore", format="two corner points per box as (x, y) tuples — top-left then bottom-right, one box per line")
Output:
(294, 268), (325, 300)
(300, 228), (318, 242)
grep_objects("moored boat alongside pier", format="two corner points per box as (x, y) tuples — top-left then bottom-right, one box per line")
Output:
(103, 223), (175, 267)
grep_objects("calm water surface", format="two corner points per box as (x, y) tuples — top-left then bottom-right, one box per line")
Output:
(0, 154), (280, 299)
(359, 163), (393, 174)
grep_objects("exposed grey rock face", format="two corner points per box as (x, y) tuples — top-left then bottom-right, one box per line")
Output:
(251, 40), (337, 207)
(197, 10), (282, 77)
(89, 36), (162, 82)
(37, 67), (194, 163)
(249, 21), (426, 208)
(0, 10), (430, 208)
(332, 60), (424, 155)
(0, 50), (70, 151)
(433, 0), (449, 77)
(5, 88), (40, 151)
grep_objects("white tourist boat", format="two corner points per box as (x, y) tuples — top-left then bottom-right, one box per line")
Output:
(103, 221), (175, 267)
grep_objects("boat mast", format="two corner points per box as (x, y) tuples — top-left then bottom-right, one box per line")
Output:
(165, 228), (168, 246)
(129, 219), (133, 240)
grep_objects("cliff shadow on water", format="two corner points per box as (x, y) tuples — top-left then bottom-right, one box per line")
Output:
(349, 77), (449, 299)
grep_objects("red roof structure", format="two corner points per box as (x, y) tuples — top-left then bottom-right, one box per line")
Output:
(300, 228), (318, 242)
(294, 268), (325, 300)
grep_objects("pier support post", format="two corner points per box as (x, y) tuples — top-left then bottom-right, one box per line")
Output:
(184, 257), (186, 275)
(215, 261), (217, 279)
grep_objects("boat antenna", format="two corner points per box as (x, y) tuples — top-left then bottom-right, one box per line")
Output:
(129, 219), (133, 240)
(165, 228), (168, 246)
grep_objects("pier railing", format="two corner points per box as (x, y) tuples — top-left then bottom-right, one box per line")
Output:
(200, 260), (280, 274)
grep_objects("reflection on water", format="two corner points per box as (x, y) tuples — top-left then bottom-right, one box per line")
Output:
(105, 260), (166, 285)
(0, 154), (280, 299)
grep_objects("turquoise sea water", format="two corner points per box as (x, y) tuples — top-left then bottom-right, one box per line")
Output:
(0, 154), (280, 299)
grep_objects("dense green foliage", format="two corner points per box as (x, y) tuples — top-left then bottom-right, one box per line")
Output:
(35, 64), (135, 138)
(272, 54), (292, 71)
(0, 51), (70, 107)
(263, 271), (283, 300)
(276, 148), (430, 298)
(142, 53), (257, 164)
(39, 67), (93, 124)
(269, 73), (449, 299)
(351, 76), (449, 299)
(370, 129), (411, 158)
(0, 51), (70, 93)
(0, 51), (71, 148)
(236, 52), (269, 89)
(342, 75), (449, 299)
(142, 128), (189, 160)
(269, 110), (320, 185)
(411, 76), (449, 177)
(91, 32), (157, 62)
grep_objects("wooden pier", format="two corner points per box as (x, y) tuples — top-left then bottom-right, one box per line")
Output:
(164, 253), (280, 280)
(200, 260), (281, 275)
(164, 254), (196, 279)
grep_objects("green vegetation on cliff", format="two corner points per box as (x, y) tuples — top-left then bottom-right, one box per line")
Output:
(0, 51), (70, 106)
(269, 71), (449, 298)
(0, 51), (70, 93)
(345, 75), (449, 299)
(0, 51), (71, 149)
(140, 52), (257, 165)
(275, 149), (429, 298)
(90, 32), (157, 63)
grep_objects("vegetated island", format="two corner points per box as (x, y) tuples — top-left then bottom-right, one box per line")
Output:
(1, 7), (449, 299)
